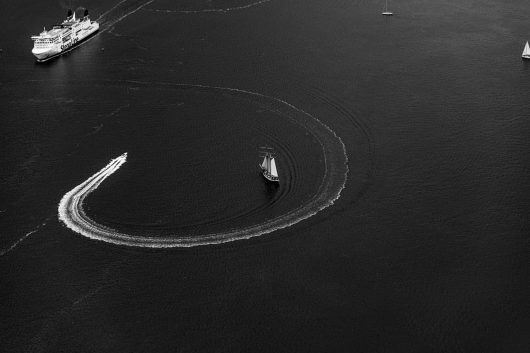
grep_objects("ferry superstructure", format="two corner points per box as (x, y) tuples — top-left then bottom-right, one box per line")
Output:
(31, 9), (99, 62)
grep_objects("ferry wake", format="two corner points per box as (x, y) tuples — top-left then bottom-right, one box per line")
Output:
(31, 9), (99, 62)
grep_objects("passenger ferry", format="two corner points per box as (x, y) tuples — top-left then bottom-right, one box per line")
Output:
(31, 9), (99, 62)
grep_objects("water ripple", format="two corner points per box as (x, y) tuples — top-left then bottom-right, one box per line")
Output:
(143, 0), (271, 14)
(58, 83), (348, 247)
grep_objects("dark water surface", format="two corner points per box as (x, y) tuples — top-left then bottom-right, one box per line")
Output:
(1, 0), (530, 351)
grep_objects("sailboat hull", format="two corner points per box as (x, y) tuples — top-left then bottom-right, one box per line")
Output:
(259, 165), (279, 182)
(523, 55), (530, 60)
(382, 12), (393, 16)
(262, 170), (280, 182)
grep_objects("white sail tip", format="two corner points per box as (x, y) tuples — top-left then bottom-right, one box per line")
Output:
(270, 158), (278, 177)
(522, 41), (530, 58)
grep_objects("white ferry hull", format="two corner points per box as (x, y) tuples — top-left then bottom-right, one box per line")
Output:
(31, 11), (99, 62)
(33, 26), (99, 62)
(32, 47), (61, 61)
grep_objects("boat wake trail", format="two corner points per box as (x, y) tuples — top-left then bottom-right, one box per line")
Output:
(143, 0), (270, 14)
(50, 0), (153, 55)
(0, 217), (51, 257)
(58, 83), (348, 248)
(97, 0), (154, 32)
(52, 0), (154, 54)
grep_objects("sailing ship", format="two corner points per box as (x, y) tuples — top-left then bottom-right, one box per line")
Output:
(259, 151), (279, 183)
(522, 41), (530, 60)
(382, 0), (393, 16)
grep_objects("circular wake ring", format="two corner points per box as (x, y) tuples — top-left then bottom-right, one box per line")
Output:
(58, 83), (348, 247)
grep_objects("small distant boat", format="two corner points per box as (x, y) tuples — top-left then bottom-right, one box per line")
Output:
(522, 41), (530, 59)
(382, 0), (393, 16)
(259, 150), (279, 183)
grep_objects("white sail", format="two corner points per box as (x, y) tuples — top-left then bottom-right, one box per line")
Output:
(261, 156), (268, 170)
(523, 41), (530, 58)
(382, 0), (392, 15)
(270, 158), (278, 177)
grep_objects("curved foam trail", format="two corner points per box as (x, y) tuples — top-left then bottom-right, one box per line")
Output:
(59, 153), (128, 239)
(143, 0), (270, 14)
(58, 84), (348, 248)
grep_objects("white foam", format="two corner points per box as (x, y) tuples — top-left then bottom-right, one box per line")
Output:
(58, 85), (348, 248)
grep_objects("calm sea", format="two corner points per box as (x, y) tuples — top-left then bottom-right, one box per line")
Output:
(1, 0), (530, 351)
